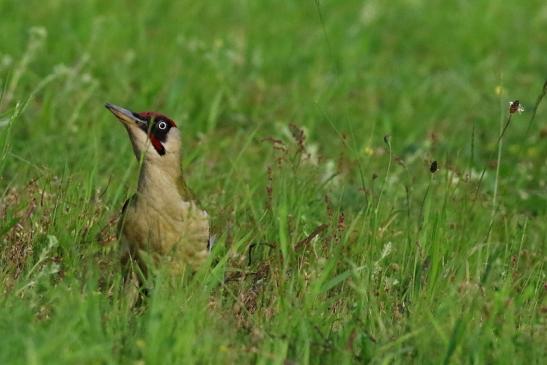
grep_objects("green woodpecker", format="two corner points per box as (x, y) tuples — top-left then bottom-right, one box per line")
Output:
(105, 103), (210, 277)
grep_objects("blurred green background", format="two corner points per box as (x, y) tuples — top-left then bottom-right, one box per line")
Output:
(0, 0), (545, 364)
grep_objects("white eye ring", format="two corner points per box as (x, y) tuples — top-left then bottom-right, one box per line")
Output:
(158, 121), (167, 130)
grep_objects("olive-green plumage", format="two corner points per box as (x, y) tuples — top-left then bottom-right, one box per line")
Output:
(105, 103), (209, 279)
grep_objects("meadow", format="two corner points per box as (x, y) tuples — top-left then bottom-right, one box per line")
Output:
(0, 0), (546, 363)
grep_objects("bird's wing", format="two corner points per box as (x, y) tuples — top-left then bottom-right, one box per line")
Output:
(176, 175), (197, 203)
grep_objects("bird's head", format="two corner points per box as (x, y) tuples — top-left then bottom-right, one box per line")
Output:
(105, 103), (181, 162)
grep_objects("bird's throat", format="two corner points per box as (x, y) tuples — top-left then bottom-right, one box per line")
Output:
(136, 157), (189, 204)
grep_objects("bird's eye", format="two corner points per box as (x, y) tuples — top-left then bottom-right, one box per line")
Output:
(158, 121), (167, 130)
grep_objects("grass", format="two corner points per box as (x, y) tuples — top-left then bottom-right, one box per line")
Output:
(0, 0), (546, 363)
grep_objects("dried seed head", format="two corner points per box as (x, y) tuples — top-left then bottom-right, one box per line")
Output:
(509, 100), (524, 114)
(430, 160), (438, 173)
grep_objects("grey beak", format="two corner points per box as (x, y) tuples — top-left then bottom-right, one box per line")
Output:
(105, 103), (148, 129)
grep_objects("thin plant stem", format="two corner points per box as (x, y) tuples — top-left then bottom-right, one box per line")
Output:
(526, 80), (547, 135)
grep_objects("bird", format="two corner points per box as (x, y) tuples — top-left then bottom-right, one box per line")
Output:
(105, 103), (210, 284)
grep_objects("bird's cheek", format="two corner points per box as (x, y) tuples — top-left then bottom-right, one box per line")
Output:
(149, 135), (166, 156)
